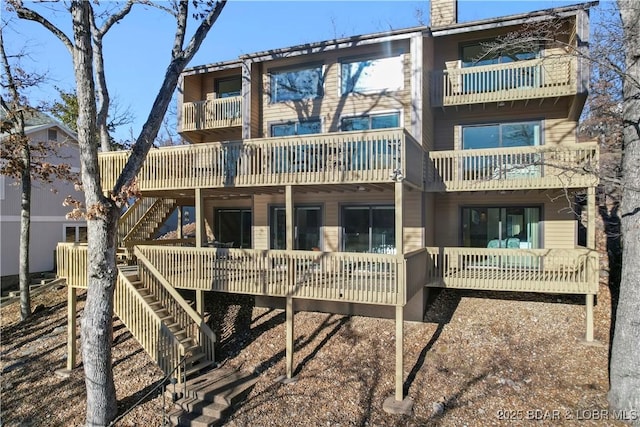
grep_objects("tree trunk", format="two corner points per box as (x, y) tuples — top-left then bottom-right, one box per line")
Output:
(71, 2), (119, 424)
(19, 140), (31, 321)
(609, 0), (640, 421)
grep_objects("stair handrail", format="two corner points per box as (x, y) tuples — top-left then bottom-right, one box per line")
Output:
(134, 247), (217, 361)
(115, 270), (186, 376)
(123, 198), (176, 245)
(118, 197), (158, 242)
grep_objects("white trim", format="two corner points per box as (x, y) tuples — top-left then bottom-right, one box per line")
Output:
(0, 215), (84, 222)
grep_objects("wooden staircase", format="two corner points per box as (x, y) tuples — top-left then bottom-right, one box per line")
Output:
(120, 198), (178, 247)
(166, 368), (258, 427)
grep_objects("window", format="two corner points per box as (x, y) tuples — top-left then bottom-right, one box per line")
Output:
(341, 112), (399, 132)
(270, 206), (322, 250)
(462, 121), (541, 150)
(461, 206), (541, 249)
(342, 205), (395, 253)
(461, 40), (540, 68)
(270, 65), (323, 103)
(341, 54), (404, 94)
(216, 77), (242, 98)
(64, 225), (87, 243)
(48, 129), (58, 142)
(271, 119), (321, 137)
(215, 208), (252, 248)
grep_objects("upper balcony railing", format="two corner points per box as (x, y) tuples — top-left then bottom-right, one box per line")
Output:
(98, 128), (424, 192)
(425, 143), (598, 192)
(431, 56), (577, 107)
(181, 96), (242, 131)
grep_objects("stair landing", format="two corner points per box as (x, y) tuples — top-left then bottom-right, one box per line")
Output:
(167, 367), (258, 427)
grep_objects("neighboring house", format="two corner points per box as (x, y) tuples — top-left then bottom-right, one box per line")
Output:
(57, 0), (599, 412)
(0, 108), (85, 282)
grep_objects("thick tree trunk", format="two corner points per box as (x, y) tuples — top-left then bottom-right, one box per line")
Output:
(19, 143), (31, 321)
(71, 2), (119, 424)
(609, 0), (640, 421)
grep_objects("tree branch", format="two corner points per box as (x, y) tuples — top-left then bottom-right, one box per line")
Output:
(10, 1), (75, 56)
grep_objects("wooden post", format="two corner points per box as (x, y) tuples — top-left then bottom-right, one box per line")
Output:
(395, 181), (404, 254)
(195, 188), (205, 247)
(196, 289), (205, 347)
(286, 296), (295, 379)
(395, 305), (404, 401)
(285, 185), (294, 251)
(67, 286), (77, 370)
(585, 294), (594, 342)
(177, 206), (183, 239)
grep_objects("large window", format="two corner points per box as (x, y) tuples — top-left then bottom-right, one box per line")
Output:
(461, 206), (541, 249)
(64, 225), (87, 243)
(462, 121), (541, 150)
(341, 112), (399, 132)
(215, 208), (252, 248)
(461, 40), (540, 68)
(270, 65), (323, 103)
(342, 205), (395, 253)
(270, 206), (322, 250)
(341, 54), (404, 94)
(271, 119), (321, 137)
(216, 77), (241, 98)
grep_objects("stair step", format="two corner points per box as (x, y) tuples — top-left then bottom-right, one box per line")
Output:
(190, 371), (258, 405)
(176, 396), (229, 419)
(168, 409), (219, 427)
(184, 360), (216, 378)
(184, 352), (207, 366)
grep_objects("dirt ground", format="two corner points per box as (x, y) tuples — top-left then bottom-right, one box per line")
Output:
(1, 275), (627, 427)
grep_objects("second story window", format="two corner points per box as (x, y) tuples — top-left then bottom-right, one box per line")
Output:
(462, 121), (541, 150)
(341, 112), (399, 131)
(271, 119), (321, 137)
(270, 65), (323, 103)
(340, 53), (404, 94)
(216, 77), (242, 98)
(48, 129), (58, 142)
(461, 40), (540, 68)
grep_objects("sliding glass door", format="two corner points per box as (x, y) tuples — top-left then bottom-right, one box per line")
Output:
(270, 206), (322, 250)
(215, 208), (252, 248)
(461, 206), (540, 249)
(342, 205), (395, 253)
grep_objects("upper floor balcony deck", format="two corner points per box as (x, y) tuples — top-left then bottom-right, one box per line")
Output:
(99, 128), (424, 193)
(431, 56), (577, 108)
(425, 142), (598, 192)
(180, 95), (242, 132)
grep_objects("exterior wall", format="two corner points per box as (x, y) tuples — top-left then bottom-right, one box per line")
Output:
(259, 40), (413, 137)
(422, 35), (435, 151)
(433, 100), (577, 151)
(1, 126), (84, 277)
(432, 191), (577, 248)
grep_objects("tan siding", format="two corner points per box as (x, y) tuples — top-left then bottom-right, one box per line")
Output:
(432, 191), (577, 248)
(250, 63), (262, 138)
(403, 190), (423, 251)
(422, 36), (435, 151)
(259, 41), (412, 136)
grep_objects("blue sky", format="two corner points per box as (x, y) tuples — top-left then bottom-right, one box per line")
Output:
(4, 0), (592, 141)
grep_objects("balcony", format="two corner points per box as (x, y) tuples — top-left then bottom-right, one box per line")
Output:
(56, 243), (428, 307)
(98, 129), (424, 192)
(431, 57), (577, 107)
(425, 247), (598, 295)
(425, 143), (598, 192)
(180, 96), (242, 131)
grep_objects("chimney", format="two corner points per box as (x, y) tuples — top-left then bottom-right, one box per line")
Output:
(430, 0), (458, 27)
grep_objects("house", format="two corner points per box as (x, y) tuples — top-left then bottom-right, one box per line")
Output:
(57, 0), (599, 414)
(0, 108), (84, 285)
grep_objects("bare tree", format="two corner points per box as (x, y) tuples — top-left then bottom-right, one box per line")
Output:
(0, 27), (76, 322)
(9, 1), (227, 424)
(608, 0), (640, 419)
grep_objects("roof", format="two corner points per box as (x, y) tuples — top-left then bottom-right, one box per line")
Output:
(183, 1), (598, 74)
(0, 105), (78, 141)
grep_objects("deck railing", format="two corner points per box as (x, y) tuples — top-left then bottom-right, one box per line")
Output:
(425, 247), (598, 294)
(425, 143), (598, 191)
(431, 56), (576, 107)
(181, 96), (242, 131)
(56, 243), (88, 288)
(135, 246), (418, 306)
(98, 128), (423, 191)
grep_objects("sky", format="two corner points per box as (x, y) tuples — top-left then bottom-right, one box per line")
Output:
(3, 0), (598, 142)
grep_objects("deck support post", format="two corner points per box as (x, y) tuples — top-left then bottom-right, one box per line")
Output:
(383, 305), (413, 414)
(177, 206), (183, 239)
(586, 294), (594, 342)
(285, 185), (294, 251)
(395, 181), (404, 254)
(280, 295), (297, 384)
(195, 188), (205, 247)
(196, 289), (205, 346)
(67, 286), (77, 370)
